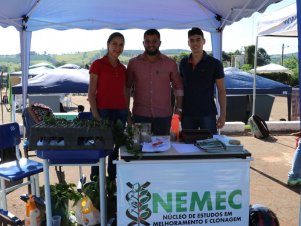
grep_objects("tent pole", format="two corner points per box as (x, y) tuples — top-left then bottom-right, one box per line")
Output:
(252, 36), (259, 116)
(211, 30), (223, 135)
(12, 95), (16, 122)
(296, 0), (301, 224)
(0, 72), (3, 124)
(287, 93), (291, 121)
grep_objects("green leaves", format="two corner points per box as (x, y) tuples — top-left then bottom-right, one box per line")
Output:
(43, 115), (110, 128)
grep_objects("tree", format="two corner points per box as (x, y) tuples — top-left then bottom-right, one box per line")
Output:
(284, 55), (299, 78)
(244, 45), (270, 67)
(284, 55), (298, 71)
(241, 64), (252, 72)
(234, 50), (242, 55)
(171, 52), (189, 64)
(257, 48), (271, 66)
(244, 45), (255, 66)
(222, 51), (231, 62)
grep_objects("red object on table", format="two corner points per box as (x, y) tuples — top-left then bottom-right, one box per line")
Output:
(171, 114), (180, 141)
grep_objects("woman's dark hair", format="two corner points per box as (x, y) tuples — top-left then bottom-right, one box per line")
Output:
(107, 32), (124, 44)
(188, 27), (204, 38)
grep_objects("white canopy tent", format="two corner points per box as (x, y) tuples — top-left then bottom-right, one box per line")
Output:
(250, 63), (293, 74)
(1, 1), (299, 225)
(0, 0), (283, 118)
(253, 2), (297, 119)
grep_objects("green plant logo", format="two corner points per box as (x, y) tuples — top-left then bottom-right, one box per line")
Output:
(126, 182), (152, 226)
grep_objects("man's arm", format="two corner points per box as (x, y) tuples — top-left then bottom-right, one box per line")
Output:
(216, 78), (226, 129)
(170, 60), (184, 115)
(126, 61), (134, 122)
(174, 95), (183, 115)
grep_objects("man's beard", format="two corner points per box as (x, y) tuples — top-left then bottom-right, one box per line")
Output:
(145, 48), (159, 56)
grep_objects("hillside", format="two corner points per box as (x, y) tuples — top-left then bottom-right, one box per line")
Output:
(0, 49), (296, 72)
(0, 49), (190, 72)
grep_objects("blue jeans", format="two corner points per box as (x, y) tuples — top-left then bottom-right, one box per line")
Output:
(133, 114), (172, 135)
(288, 138), (301, 179)
(181, 115), (217, 135)
(91, 109), (128, 181)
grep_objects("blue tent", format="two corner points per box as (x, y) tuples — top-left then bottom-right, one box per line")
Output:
(12, 68), (89, 94)
(224, 67), (292, 122)
(224, 67), (292, 95)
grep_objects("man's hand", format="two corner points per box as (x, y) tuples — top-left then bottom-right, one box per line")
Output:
(216, 115), (225, 129)
(127, 110), (133, 125)
(174, 108), (182, 118)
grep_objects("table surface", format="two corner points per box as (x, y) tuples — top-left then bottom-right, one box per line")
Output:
(120, 143), (251, 161)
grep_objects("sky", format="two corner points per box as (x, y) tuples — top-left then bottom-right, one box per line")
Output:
(0, 0), (297, 56)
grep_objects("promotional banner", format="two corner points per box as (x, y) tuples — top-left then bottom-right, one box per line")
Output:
(117, 159), (250, 226)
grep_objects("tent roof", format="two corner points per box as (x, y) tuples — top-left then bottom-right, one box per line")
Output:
(250, 63), (292, 74)
(12, 68), (89, 94)
(224, 67), (292, 95)
(257, 3), (297, 37)
(10, 62), (55, 76)
(0, 0), (282, 33)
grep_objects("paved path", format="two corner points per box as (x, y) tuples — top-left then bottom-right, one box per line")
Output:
(235, 134), (300, 226)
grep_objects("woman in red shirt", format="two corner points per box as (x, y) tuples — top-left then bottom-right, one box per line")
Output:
(88, 32), (128, 180)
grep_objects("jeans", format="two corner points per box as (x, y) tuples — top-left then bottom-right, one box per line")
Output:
(288, 138), (301, 179)
(91, 109), (128, 181)
(181, 114), (217, 135)
(132, 114), (172, 135)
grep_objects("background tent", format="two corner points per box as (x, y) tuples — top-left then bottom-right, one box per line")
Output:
(250, 63), (292, 74)
(253, 2), (297, 117)
(257, 3), (297, 37)
(11, 68), (88, 114)
(225, 67), (292, 95)
(10, 62), (56, 77)
(0, 0), (283, 114)
(12, 68), (89, 94)
(224, 67), (292, 122)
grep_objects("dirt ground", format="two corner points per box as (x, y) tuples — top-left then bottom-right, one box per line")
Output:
(1, 95), (301, 225)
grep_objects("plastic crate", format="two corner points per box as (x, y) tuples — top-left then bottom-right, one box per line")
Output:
(29, 121), (114, 150)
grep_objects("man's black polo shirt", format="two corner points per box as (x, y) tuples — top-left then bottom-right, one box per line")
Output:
(179, 51), (224, 117)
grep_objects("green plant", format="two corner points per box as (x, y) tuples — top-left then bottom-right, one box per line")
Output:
(82, 177), (100, 210)
(122, 125), (143, 158)
(82, 176), (117, 206)
(111, 121), (142, 158)
(83, 176), (117, 218)
(40, 183), (81, 226)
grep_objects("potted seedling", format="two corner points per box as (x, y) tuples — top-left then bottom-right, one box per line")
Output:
(82, 176), (117, 220)
(40, 183), (81, 226)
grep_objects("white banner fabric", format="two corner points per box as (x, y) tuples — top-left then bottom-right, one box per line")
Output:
(117, 159), (250, 226)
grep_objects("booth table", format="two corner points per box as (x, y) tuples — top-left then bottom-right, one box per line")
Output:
(116, 144), (252, 226)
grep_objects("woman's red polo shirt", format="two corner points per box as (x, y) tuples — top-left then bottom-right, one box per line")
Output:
(89, 56), (127, 109)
